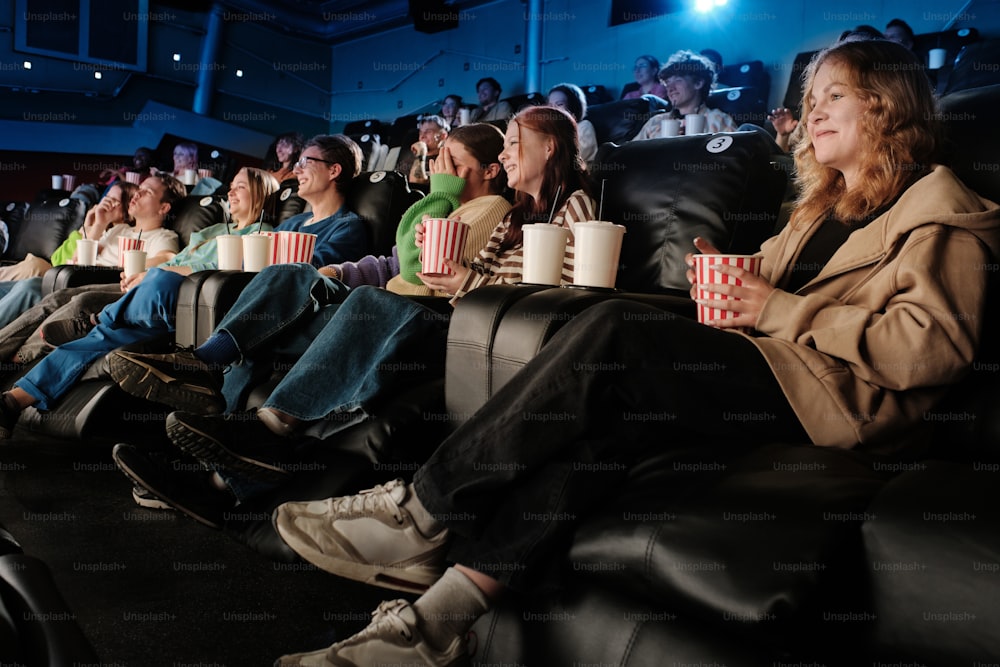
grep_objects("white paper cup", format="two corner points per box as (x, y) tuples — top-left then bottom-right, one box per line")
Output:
(684, 114), (707, 135)
(123, 250), (147, 278)
(242, 233), (273, 272)
(51, 175), (64, 190)
(660, 118), (681, 137)
(62, 174), (77, 191)
(197, 168), (213, 180)
(522, 224), (569, 285)
(458, 108), (471, 126)
(117, 236), (146, 258)
(124, 171), (141, 185)
(693, 254), (761, 332)
(421, 218), (469, 276)
(76, 239), (99, 266)
(182, 168), (198, 186)
(216, 234), (243, 270)
(274, 231), (317, 264)
(928, 48), (947, 70)
(573, 221), (626, 289)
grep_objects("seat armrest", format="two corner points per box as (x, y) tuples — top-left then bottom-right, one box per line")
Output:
(175, 270), (257, 348)
(446, 285), (695, 424)
(41, 265), (122, 294)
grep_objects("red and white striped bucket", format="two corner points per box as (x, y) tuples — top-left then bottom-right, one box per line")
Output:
(117, 235), (146, 258)
(694, 254), (761, 331)
(274, 231), (317, 264)
(421, 218), (469, 275)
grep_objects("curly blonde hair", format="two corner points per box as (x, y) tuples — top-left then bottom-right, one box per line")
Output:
(792, 39), (940, 226)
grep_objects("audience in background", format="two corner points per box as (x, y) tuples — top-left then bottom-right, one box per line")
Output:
(547, 83), (598, 162)
(264, 132), (305, 183)
(884, 19), (915, 51)
(469, 77), (513, 123)
(700, 48), (727, 88)
(621, 55), (669, 100)
(409, 115), (451, 185)
(632, 49), (738, 139)
(440, 94), (465, 128)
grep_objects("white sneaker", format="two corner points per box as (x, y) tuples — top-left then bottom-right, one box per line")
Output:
(131, 484), (173, 511)
(274, 599), (469, 667)
(273, 479), (449, 593)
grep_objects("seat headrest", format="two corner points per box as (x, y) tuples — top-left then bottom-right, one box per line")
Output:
(167, 194), (228, 249)
(345, 171), (422, 257)
(592, 130), (787, 293)
(587, 96), (668, 146)
(9, 193), (87, 262)
(939, 84), (1000, 205)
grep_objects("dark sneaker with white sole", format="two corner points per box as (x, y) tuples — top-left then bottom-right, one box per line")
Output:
(109, 349), (226, 414)
(165, 410), (295, 483)
(40, 312), (96, 347)
(112, 443), (235, 530)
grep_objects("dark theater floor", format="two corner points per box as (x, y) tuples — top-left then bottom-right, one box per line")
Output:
(1, 425), (392, 666)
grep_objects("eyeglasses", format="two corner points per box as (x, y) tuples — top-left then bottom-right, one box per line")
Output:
(295, 155), (335, 169)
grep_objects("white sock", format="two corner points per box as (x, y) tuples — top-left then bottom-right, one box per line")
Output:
(413, 567), (491, 651)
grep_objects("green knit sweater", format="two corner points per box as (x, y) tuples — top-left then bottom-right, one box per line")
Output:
(395, 172), (466, 285)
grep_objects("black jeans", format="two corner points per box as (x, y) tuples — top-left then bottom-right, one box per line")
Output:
(413, 299), (809, 590)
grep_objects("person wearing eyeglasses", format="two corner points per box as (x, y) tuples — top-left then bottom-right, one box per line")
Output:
(621, 55), (668, 100)
(408, 114), (451, 185)
(282, 135), (368, 267)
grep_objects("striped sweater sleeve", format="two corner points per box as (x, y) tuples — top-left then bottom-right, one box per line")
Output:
(450, 190), (596, 302)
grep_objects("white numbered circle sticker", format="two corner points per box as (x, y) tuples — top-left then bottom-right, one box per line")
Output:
(705, 136), (734, 154)
(369, 171), (386, 183)
(59, 198), (70, 207)
(199, 196), (214, 207)
(280, 188), (292, 201)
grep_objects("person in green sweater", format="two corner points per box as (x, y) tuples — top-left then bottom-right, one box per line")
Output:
(323, 123), (510, 296)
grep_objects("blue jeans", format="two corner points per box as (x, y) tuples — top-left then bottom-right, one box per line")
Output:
(15, 269), (185, 409)
(213, 263), (350, 410)
(0, 277), (44, 329)
(260, 284), (449, 424)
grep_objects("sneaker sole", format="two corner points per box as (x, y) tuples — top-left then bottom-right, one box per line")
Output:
(112, 445), (223, 530)
(132, 486), (175, 511)
(109, 353), (225, 415)
(273, 509), (445, 594)
(166, 413), (290, 483)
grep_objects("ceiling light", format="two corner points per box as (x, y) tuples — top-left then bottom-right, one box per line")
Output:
(173, 53), (181, 62)
(236, 69), (244, 77)
(23, 60), (32, 69)
(94, 71), (102, 79)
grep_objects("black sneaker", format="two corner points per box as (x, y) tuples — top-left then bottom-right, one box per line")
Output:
(108, 349), (226, 414)
(112, 443), (235, 530)
(0, 393), (22, 440)
(40, 313), (96, 347)
(165, 410), (295, 483)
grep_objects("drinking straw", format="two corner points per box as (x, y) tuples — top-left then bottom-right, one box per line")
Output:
(255, 208), (264, 234)
(598, 179), (607, 221)
(546, 185), (562, 225)
(136, 229), (142, 243)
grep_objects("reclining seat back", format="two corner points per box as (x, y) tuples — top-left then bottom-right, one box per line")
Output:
(593, 129), (787, 294)
(0, 200), (30, 259)
(271, 178), (308, 225)
(587, 96), (668, 146)
(345, 170), (423, 258)
(7, 190), (89, 262)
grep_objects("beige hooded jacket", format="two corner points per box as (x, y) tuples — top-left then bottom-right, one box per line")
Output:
(749, 166), (1000, 449)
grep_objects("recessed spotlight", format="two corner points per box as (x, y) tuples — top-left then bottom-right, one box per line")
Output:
(694, 0), (713, 11)
(23, 60), (32, 69)
(94, 71), (102, 79)
(173, 53), (181, 62)
(236, 69), (244, 77)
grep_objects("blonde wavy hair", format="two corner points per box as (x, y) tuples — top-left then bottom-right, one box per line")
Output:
(791, 39), (940, 226)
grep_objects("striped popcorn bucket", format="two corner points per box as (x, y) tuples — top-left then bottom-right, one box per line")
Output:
(421, 218), (469, 276)
(694, 254), (761, 332)
(275, 231), (318, 264)
(118, 235), (146, 259)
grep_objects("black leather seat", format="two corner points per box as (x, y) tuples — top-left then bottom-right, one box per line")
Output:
(1, 523), (99, 665)
(5, 190), (89, 263)
(586, 95), (668, 146)
(18, 170), (422, 441)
